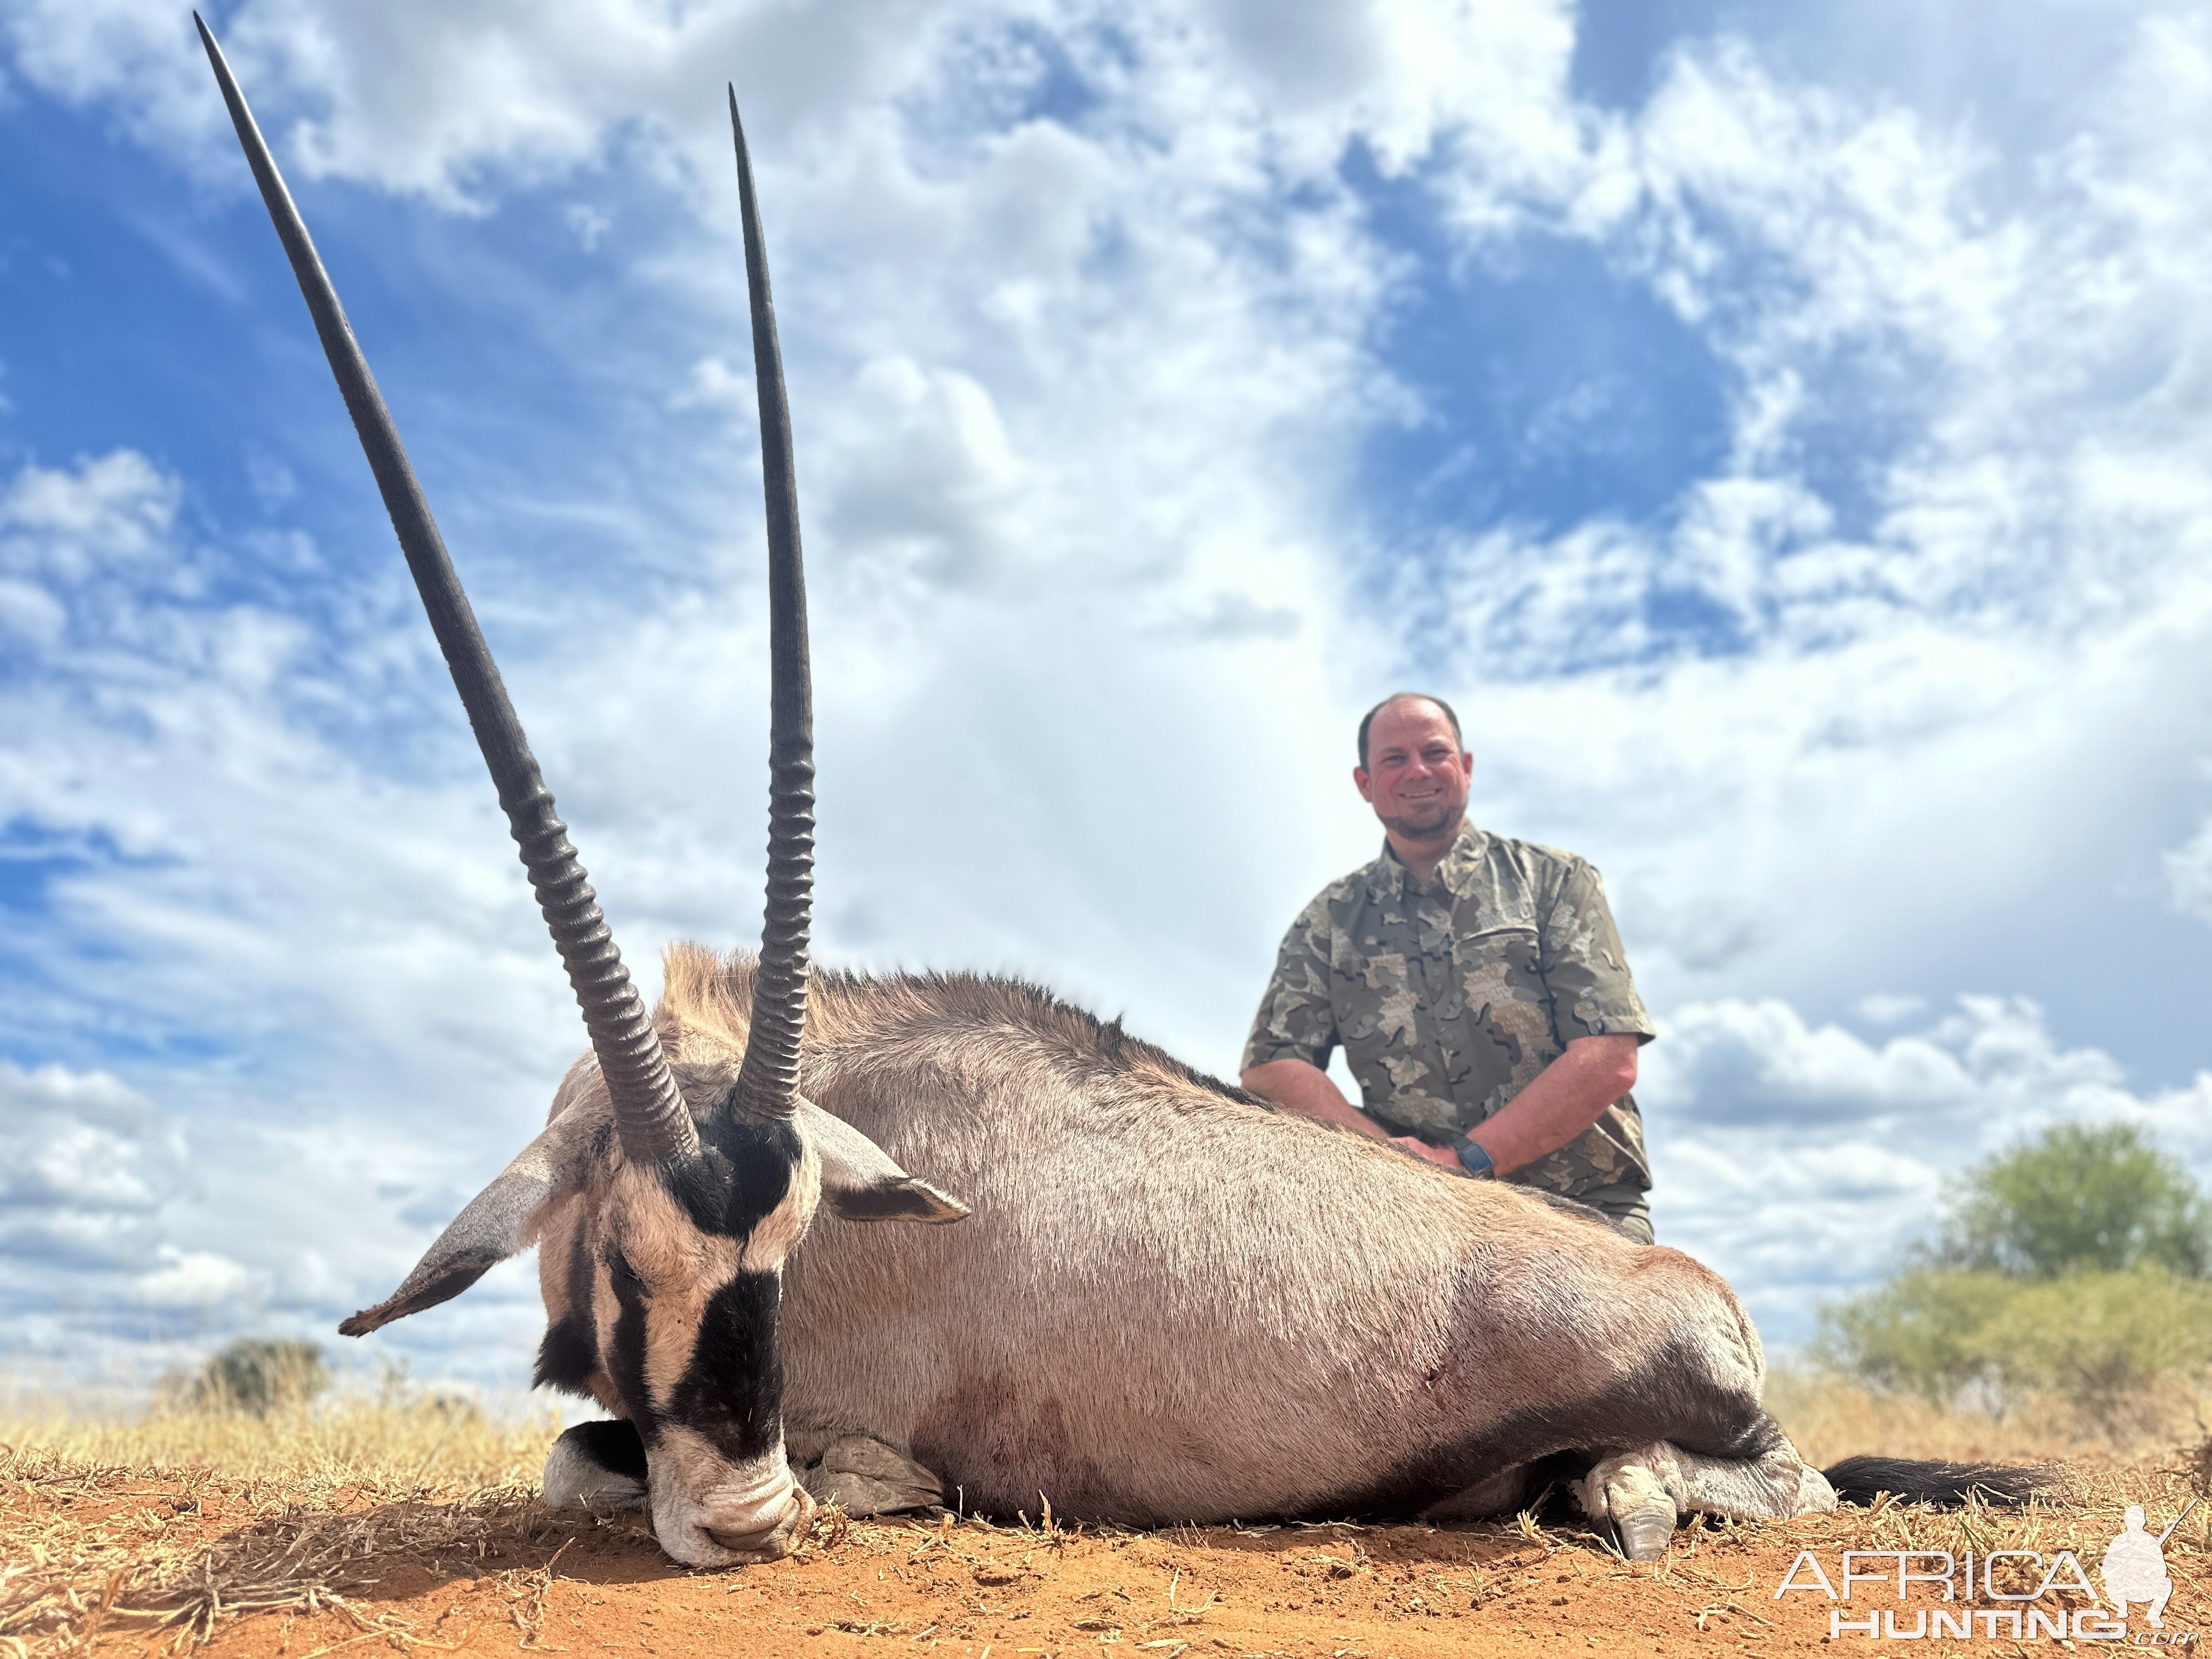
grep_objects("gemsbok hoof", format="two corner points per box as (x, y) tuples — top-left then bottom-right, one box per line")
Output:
(796, 1434), (946, 1517)
(543, 1420), (648, 1511)
(1615, 1503), (1676, 1562)
(1581, 1450), (1680, 1562)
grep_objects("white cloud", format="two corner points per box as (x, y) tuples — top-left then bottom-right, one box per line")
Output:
(2165, 811), (2212, 923)
(822, 355), (1031, 589)
(564, 201), (611, 252)
(8, 0), (2212, 1393)
(0, 1060), (178, 1236)
(133, 1245), (260, 1309)
(0, 579), (65, 646)
(1, 450), (180, 580)
(1855, 992), (1927, 1026)
(1405, 21), (2212, 666)
(0, 1060), (204, 1367)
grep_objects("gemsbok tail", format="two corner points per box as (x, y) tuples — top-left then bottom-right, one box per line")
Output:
(1822, 1455), (2056, 1507)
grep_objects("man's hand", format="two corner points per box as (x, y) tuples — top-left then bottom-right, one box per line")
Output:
(1242, 1060), (1461, 1169)
(1459, 1033), (1640, 1176)
(1390, 1134), (1463, 1170)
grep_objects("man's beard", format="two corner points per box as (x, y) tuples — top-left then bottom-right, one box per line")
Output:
(1379, 802), (1464, 840)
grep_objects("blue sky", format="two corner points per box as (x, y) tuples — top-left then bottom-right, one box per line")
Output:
(9, 0), (2212, 1390)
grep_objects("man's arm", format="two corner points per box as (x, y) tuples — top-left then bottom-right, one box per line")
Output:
(1242, 1058), (1462, 1169)
(1476, 854), (1653, 1177)
(1462, 1032), (1639, 1176)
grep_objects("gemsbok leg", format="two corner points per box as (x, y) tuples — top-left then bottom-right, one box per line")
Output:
(1577, 1435), (1838, 1559)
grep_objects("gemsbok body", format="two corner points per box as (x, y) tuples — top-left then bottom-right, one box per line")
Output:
(196, 16), (2045, 1572)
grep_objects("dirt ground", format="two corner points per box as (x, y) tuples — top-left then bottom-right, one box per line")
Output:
(13, 1463), (2211, 1659)
(9, 1381), (2209, 1659)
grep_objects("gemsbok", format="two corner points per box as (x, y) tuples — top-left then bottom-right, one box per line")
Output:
(195, 15), (2045, 1570)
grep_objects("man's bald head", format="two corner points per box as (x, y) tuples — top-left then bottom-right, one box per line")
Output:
(1358, 693), (1462, 769)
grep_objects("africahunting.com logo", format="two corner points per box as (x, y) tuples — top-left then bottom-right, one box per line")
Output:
(1773, 1500), (2199, 1643)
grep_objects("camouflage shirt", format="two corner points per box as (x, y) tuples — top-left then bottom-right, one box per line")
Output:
(1242, 821), (1655, 1198)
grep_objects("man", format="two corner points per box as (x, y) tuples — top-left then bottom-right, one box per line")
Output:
(1239, 692), (1657, 1242)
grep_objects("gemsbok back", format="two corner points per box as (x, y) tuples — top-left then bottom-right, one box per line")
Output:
(196, 16), (2047, 1570)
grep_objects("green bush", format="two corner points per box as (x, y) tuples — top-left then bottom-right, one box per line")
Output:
(1931, 1121), (2211, 1279)
(1814, 1265), (2212, 1419)
(1812, 1268), (2013, 1403)
(1978, 1268), (2212, 1419)
(1816, 1122), (2212, 1427)
(163, 1338), (330, 1418)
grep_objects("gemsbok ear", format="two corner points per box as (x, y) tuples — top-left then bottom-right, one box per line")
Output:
(338, 1111), (599, 1336)
(797, 1099), (970, 1224)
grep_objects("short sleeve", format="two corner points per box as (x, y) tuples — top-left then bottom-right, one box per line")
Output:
(1240, 893), (1341, 1071)
(1540, 860), (1655, 1043)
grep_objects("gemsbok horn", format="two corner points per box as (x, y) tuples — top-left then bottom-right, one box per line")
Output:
(195, 18), (819, 1164)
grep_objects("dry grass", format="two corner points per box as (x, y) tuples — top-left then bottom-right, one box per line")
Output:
(1767, 1365), (2212, 1468)
(1764, 1368), (2212, 1577)
(0, 1392), (565, 1658)
(5, 1370), (2211, 1658)
(1774, 1370), (2085, 1469)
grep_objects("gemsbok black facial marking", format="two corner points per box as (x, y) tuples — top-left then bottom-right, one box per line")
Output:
(533, 1221), (599, 1395)
(604, 1244), (655, 1432)
(666, 1114), (805, 1242)
(669, 1271), (787, 1463)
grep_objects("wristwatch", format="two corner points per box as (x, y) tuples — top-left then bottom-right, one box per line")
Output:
(1452, 1135), (1496, 1179)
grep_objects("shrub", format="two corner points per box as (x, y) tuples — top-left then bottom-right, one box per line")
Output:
(1812, 1268), (2012, 1405)
(1932, 1121), (2211, 1279)
(163, 1339), (330, 1418)
(1815, 1266), (2212, 1430)
(1817, 1122), (2212, 1434)
(1976, 1268), (2212, 1426)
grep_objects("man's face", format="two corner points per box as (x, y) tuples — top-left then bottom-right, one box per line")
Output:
(1355, 699), (1472, 842)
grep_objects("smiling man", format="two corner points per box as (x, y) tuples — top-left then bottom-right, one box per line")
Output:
(1239, 692), (1658, 1242)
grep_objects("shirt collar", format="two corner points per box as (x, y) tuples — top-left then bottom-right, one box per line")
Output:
(1365, 818), (1488, 901)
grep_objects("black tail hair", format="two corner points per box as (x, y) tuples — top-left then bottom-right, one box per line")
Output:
(1823, 1455), (2056, 1508)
